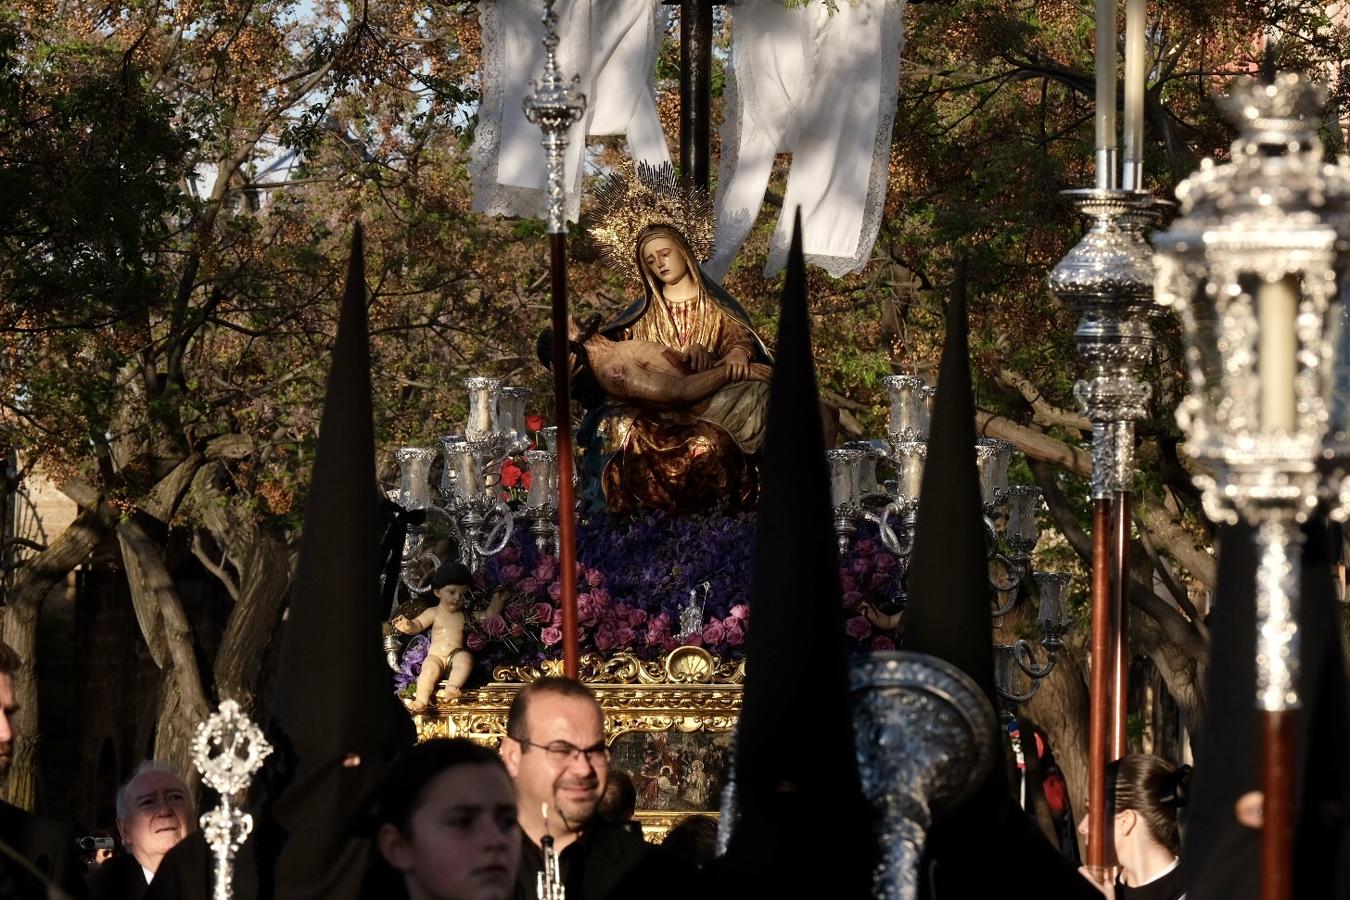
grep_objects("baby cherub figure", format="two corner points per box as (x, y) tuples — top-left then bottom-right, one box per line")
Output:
(391, 561), (503, 714)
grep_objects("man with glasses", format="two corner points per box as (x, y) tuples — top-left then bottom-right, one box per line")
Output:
(501, 677), (695, 899)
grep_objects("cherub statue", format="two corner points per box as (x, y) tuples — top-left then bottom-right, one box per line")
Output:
(391, 561), (503, 714)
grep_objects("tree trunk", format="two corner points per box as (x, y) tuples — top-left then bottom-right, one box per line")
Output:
(116, 520), (212, 779)
(0, 499), (116, 808)
(152, 680), (202, 790)
(1024, 638), (1092, 859)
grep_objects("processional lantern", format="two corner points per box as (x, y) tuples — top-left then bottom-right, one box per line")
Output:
(1152, 72), (1350, 900)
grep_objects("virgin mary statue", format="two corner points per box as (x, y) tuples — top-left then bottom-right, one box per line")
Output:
(577, 164), (773, 516)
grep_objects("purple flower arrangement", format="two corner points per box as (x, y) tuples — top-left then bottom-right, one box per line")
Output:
(396, 510), (903, 682)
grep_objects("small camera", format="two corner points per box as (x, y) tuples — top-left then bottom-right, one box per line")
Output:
(76, 836), (114, 852)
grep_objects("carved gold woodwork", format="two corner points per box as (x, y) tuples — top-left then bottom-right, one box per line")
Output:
(413, 646), (743, 841)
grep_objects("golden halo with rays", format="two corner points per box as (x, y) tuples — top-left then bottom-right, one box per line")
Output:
(589, 161), (716, 284)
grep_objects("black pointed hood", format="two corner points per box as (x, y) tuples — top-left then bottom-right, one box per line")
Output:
(900, 265), (1098, 900)
(718, 211), (873, 897)
(1185, 522), (1350, 900)
(143, 227), (415, 900)
(899, 261), (996, 700)
(260, 224), (414, 897)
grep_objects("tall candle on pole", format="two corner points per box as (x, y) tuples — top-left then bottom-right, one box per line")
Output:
(1095, 0), (1118, 189)
(1122, 0), (1146, 190)
(525, 0), (586, 679)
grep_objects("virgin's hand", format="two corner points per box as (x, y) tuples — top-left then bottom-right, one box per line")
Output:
(686, 343), (715, 372)
(723, 348), (751, 381)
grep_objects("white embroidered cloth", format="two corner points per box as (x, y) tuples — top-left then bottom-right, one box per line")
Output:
(709, 0), (906, 278)
(471, 0), (672, 223)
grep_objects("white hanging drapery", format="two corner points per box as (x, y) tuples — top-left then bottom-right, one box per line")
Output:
(471, 0), (672, 223)
(709, 0), (905, 279)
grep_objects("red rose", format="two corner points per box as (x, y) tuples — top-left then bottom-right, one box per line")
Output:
(500, 459), (522, 488)
(525, 414), (547, 432)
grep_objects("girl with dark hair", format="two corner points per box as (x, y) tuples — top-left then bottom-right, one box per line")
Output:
(375, 738), (520, 900)
(1078, 753), (1190, 900)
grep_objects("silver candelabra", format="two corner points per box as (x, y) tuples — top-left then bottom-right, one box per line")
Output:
(827, 376), (1074, 709)
(389, 378), (561, 590)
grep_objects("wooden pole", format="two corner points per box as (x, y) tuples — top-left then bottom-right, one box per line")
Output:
(1110, 490), (1131, 758)
(548, 232), (580, 678)
(1260, 709), (1295, 900)
(675, 0), (716, 190)
(1087, 496), (1114, 870)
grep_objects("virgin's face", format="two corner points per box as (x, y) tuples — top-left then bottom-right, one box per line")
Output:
(380, 764), (520, 900)
(641, 236), (689, 287)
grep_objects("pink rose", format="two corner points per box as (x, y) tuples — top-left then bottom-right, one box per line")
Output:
(682, 633), (703, 648)
(851, 558), (873, 576)
(844, 615), (872, 641)
(855, 539), (877, 557)
(701, 621), (726, 645)
(499, 544), (522, 564)
(540, 626), (563, 646)
(871, 635), (895, 651)
(615, 625), (636, 647)
(499, 564), (523, 584)
(595, 626), (618, 652)
(870, 572), (893, 592)
(518, 576), (542, 595)
(874, 553), (896, 572)
(839, 573), (858, 593)
(534, 558), (558, 580)
(728, 604), (749, 621)
(532, 603), (554, 623)
(482, 614), (508, 638)
(505, 603), (527, 623)
(466, 631), (486, 650)
(841, 590), (864, 611)
(586, 569), (606, 587)
(591, 587), (611, 607)
(552, 608), (566, 627)
(627, 608), (648, 628)
(547, 581), (562, 601)
(724, 620), (745, 646)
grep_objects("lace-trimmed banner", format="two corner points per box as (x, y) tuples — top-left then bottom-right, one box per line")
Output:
(470, 0), (673, 223)
(709, 0), (906, 279)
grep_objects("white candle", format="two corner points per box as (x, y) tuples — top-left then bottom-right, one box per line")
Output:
(1258, 276), (1299, 432)
(1122, 0), (1146, 189)
(1095, 0), (1118, 189)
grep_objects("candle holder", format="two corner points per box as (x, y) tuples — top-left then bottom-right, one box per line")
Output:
(828, 448), (867, 554)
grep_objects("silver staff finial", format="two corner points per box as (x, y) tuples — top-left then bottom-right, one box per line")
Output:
(523, 0), (587, 234)
(192, 699), (273, 900)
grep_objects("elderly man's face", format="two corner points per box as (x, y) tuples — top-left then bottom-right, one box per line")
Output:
(118, 770), (195, 872)
(0, 671), (15, 781)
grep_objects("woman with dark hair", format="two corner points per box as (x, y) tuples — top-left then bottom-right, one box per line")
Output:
(375, 738), (520, 900)
(1077, 753), (1190, 900)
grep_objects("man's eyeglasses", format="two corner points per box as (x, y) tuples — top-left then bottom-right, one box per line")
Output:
(516, 737), (610, 766)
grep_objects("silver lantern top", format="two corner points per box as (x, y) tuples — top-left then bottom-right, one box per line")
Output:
(1152, 73), (1350, 526)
